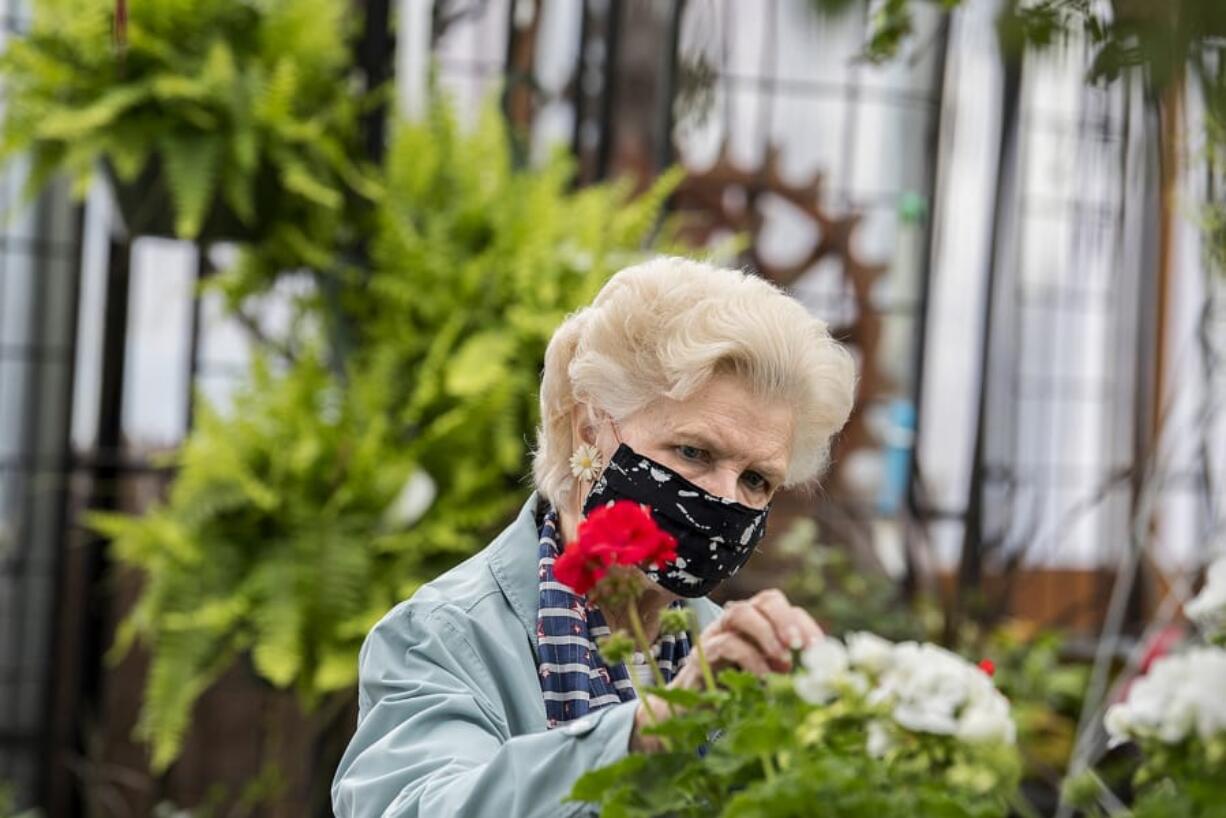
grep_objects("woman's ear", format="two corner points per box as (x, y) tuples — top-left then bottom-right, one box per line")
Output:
(569, 403), (597, 447)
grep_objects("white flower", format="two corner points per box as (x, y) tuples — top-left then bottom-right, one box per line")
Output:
(866, 720), (893, 758)
(846, 631), (894, 676)
(1105, 647), (1226, 747)
(1185, 556), (1226, 639)
(877, 642), (968, 735)
(1104, 703), (1132, 746)
(568, 444), (603, 482)
(957, 694), (1016, 744)
(795, 638), (851, 705)
(843, 670), (870, 696)
(794, 634), (1016, 747)
(876, 642), (1015, 744)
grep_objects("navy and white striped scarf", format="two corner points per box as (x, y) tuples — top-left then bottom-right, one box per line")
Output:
(536, 508), (692, 727)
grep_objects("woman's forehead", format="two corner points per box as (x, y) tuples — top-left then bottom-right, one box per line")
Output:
(629, 377), (793, 472)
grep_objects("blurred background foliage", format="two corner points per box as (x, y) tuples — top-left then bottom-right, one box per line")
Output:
(773, 518), (937, 642)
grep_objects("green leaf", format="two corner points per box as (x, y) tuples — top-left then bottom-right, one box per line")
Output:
(444, 332), (517, 398)
(151, 74), (211, 102)
(251, 588), (303, 688)
(38, 83), (151, 140)
(280, 157), (343, 209)
(221, 165), (256, 224)
(160, 133), (223, 238)
(569, 754), (650, 802)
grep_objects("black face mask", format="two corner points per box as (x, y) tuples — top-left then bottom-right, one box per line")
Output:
(581, 443), (772, 598)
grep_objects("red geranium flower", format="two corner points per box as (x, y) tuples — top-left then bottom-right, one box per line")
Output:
(554, 501), (677, 595)
(978, 658), (996, 677)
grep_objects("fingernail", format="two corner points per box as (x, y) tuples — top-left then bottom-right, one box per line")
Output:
(788, 629), (803, 650)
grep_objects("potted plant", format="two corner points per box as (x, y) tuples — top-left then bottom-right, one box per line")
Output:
(0, 0), (379, 249)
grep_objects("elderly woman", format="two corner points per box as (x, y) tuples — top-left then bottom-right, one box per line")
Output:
(332, 257), (856, 817)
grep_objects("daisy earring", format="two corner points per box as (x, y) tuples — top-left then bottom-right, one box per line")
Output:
(569, 443), (603, 483)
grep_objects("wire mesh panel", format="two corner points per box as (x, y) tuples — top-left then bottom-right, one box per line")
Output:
(669, 0), (946, 546)
(0, 102), (81, 818)
(994, 47), (1139, 569)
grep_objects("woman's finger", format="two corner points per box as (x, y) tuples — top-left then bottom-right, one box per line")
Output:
(749, 589), (823, 650)
(719, 600), (791, 670)
(790, 605), (824, 646)
(702, 631), (772, 676)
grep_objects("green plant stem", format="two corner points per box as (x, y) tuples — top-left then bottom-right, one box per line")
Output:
(615, 644), (673, 753)
(626, 602), (668, 689)
(759, 751), (778, 782)
(692, 627), (719, 693)
(1008, 791), (1044, 818)
(623, 602), (681, 733)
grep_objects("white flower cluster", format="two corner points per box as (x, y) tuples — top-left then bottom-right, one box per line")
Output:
(1105, 647), (1226, 746)
(1185, 556), (1226, 640)
(794, 633), (1017, 753)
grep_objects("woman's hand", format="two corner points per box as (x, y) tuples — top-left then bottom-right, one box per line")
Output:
(630, 589), (823, 752)
(674, 588), (823, 684)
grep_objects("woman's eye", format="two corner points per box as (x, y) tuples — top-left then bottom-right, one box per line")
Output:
(742, 471), (768, 492)
(677, 445), (706, 461)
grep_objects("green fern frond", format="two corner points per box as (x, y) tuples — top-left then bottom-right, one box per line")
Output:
(278, 157), (343, 210)
(256, 59), (299, 130)
(248, 566), (303, 689)
(140, 628), (235, 772)
(160, 133), (222, 238)
(39, 83), (153, 140)
(1, 0), (368, 248)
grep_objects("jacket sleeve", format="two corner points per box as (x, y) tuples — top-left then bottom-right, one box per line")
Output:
(331, 604), (637, 818)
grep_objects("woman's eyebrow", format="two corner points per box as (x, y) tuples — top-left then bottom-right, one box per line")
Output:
(754, 464), (786, 484)
(671, 428), (785, 483)
(670, 428), (725, 454)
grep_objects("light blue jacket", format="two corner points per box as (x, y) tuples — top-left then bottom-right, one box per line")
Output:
(332, 492), (723, 817)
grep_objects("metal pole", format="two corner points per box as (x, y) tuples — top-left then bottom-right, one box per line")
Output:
(37, 202), (85, 816)
(184, 243), (210, 433)
(11, 192), (52, 804)
(903, 14), (952, 593)
(570, 0), (592, 164)
(67, 233), (131, 817)
(595, 0), (622, 181)
(656, 0), (687, 173)
(955, 52), (1024, 623)
(358, 0), (394, 164)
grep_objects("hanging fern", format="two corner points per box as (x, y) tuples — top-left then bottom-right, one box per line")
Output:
(94, 98), (689, 771)
(0, 0), (378, 256)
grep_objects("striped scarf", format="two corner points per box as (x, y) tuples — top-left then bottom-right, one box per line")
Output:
(536, 508), (692, 727)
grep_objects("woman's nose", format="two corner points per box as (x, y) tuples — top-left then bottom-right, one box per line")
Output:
(693, 469), (741, 504)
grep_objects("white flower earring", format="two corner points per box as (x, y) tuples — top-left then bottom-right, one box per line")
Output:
(569, 443), (603, 483)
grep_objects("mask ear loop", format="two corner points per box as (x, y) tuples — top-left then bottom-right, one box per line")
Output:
(609, 417), (624, 447)
(592, 407), (624, 449)
(588, 412), (622, 487)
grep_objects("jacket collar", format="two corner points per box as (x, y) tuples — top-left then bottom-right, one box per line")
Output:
(486, 492), (548, 652)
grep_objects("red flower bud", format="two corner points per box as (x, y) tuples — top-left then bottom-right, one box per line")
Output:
(978, 658), (996, 677)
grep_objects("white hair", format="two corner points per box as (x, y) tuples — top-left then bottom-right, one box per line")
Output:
(532, 256), (857, 509)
